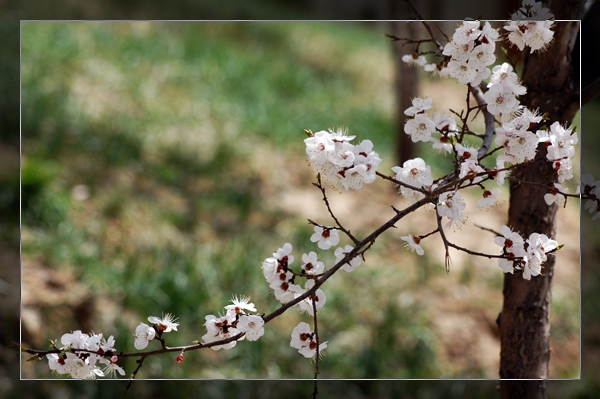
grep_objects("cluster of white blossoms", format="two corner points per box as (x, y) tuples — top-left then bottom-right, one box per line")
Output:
(304, 128), (382, 192)
(46, 331), (124, 379)
(442, 21), (499, 86)
(403, 97), (458, 156)
(202, 296), (264, 350)
(537, 121), (578, 183)
(437, 190), (467, 229)
(494, 107), (542, 164)
(455, 143), (485, 184)
(494, 225), (558, 279)
(392, 157), (433, 204)
(261, 243), (330, 312)
(485, 63), (527, 118)
(134, 313), (179, 350)
(505, 0), (554, 53)
(290, 322), (328, 359)
(259, 232), (365, 357)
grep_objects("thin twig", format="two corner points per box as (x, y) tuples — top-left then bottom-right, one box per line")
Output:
(316, 176), (359, 245)
(435, 207), (452, 274)
(474, 224), (503, 236)
(403, 0), (445, 53)
(311, 295), (319, 399)
(125, 356), (146, 393)
(376, 171), (430, 195)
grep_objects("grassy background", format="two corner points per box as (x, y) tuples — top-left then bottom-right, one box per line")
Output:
(16, 18), (584, 391)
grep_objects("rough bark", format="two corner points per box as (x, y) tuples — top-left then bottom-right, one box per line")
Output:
(498, 8), (583, 399)
(389, 1), (418, 165)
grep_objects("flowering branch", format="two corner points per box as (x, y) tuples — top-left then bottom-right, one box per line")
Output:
(403, 0), (445, 53)
(313, 175), (359, 245)
(21, 7), (589, 384)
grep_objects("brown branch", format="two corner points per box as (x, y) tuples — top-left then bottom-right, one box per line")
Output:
(376, 171), (430, 195)
(311, 294), (319, 399)
(435, 206), (452, 273)
(403, 0), (445, 53)
(125, 356), (146, 393)
(469, 83), (496, 159)
(315, 176), (359, 245)
(263, 195), (432, 323)
(474, 224), (502, 236)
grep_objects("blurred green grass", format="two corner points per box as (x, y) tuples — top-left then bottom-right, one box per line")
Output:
(21, 21), (437, 379)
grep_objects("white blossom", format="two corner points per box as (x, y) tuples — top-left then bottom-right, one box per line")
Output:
(544, 183), (568, 207)
(400, 234), (424, 255)
(437, 191), (466, 228)
(134, 323), (156, 350)
(476, 188), (502, 208)
(484, 84), (520, 115)
(404, 97), (433, 117)
(404, 113), (436, 142)
(147, 313), (179, 333)
(310, 226), (340, 250)
(237, 315), (265, 341)
(301, 251), (325, 276)
(224, 295), (257, 316)
(402, 53), (427, 67)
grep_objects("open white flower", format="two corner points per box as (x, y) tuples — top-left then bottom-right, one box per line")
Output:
(273, 243), (294, 265)
(297, 280), (327, 316)
(400, 234), (424, 255)
(404, 113), (436, 143)
(544, 183), (567, 207)
(237, 315), (265, 341)
(225, 295), (257, 315)
(63, 353), (104, 379)
(134, 323), (156, 350)
(476, 189), (502, 208)
(404, 97), (433, 117)
(148, 313), (179, 333)
(484, 84), (520, 115)
(310, 226), (340, 250)
(202, 314), (239, 350)
(447, 60), (478, 85)
(290, 322), (328, 359)
(301, 251), (325, 275)
(99, 356), (126, 378)
(437, 191), (467, 229)
(290, 322), (312, 349)
(494, 225), (526, 257)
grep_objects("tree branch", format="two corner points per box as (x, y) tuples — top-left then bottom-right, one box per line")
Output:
(469, 83), (496, 159)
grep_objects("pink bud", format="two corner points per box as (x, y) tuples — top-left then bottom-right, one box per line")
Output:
(177, 353), (184, 364)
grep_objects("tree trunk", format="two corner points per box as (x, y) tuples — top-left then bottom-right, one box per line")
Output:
(390, 18), (417, 165)
(498, 9), (583, 398)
